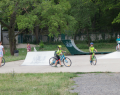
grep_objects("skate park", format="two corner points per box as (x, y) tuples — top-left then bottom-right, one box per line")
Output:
(1, 39), (120, 73)
(1, 1), (120, 94)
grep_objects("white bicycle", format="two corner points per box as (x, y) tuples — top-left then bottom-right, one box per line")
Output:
(116, 41), (120, 51)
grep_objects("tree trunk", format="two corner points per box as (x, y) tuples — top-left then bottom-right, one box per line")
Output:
(8, 28), (16, 56)
(92, 14), (96, 32)
(9, 11), (17, 56)
(74, 32), (77, 41)
(1, 31), (3, 44)
(87, 29), (91, 47)
(34, 26), (39, 44)
(1, 26), (2, 41)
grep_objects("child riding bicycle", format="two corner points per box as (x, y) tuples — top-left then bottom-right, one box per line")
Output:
(54, 45), (66, 67)
(89, 42), (97, 63)
(116, 35), (120, 50)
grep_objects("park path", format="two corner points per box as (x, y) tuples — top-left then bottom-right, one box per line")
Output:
(0, 55), (120, 73)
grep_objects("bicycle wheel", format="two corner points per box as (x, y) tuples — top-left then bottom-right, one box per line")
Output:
(63, 57), (72, 67)
(92, 56), (97, 65)
(49, 57), (57, 67)
(1, 57), (5, 66)
(116, 46), (118, 51)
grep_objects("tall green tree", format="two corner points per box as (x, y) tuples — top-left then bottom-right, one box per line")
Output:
(30, 0), (76, 39)
(69, 0), (97, 45)
(0, 0), (37, 55)
(111, 0), (120, 26)
(94, 0), (120, 32)
(0, 0), (76, 55)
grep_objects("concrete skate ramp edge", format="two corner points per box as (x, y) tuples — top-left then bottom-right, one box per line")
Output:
(62, 39), (110, 55)
(98, 51), (120, 59)
(71, 39), (84, 52)
(62, 39), (88, 55)
(22, 51), (55, 65)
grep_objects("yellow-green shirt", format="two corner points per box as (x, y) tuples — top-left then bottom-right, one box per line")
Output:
(56, 49), (62, 56)
(89, 46), (95, 52)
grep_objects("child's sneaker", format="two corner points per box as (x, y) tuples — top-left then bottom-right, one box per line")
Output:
(60, 65), (63, 67)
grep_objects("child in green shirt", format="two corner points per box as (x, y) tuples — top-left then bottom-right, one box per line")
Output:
(54, 45), (66, 67)
(89, 42), (97, 63)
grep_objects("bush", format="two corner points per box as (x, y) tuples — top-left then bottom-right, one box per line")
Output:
(39, 41), (44, 48)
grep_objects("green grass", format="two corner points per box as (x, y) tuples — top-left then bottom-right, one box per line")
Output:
(0, 73), (78, 95)
(4, 48), (27, 62)
(76, 42), (116, 52)
(4, 42), (117, 62)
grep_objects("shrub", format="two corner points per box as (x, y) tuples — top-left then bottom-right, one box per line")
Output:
(39, 41), (44, 48)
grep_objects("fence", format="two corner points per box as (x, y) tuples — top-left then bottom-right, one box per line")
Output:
(18, 32), (120, 43)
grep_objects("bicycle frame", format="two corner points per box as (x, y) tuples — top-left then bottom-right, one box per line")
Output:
(56, 54), (65, 64)
(55, 52), (67, 63)
(60, 54), (65, 61)
(117, 43), (120, 50)
(116, 41), (120, 50)
(92, 53), (95, 59)
(118, 44), (119, 49)
(91, 51), (96, 61)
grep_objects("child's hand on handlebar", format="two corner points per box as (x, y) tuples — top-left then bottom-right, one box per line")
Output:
(62, 51), (66, 53)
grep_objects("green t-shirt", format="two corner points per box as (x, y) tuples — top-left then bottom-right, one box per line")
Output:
(56, 49), (62, 56)
(89, 46), (95, 52)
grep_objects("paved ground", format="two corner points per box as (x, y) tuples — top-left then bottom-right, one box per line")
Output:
(70, 73), (120, 95)
(1, 55), (120, 73)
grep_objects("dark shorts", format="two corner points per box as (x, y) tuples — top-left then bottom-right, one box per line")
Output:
(90, 53), (92, 55)
(56, 55), (60, 61)
(89, 52), (94, 55)
(117, 43), (120, 45)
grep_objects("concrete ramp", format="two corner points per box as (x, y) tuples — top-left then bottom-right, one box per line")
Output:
(62, 39), (110, 55)
(22, 51), (55, 65)
(62, 39), (88, 55)
(71, 39), (84, 52)
(98, 51), (120, 59)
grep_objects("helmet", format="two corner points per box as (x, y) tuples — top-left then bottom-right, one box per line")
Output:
(90, 42), (93, 45)
(58, 45), (62, 48)
(117, 35), (119, 37)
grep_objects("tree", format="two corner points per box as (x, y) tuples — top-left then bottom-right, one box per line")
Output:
(0, 0), (76, 55)
(31, 0), (76, 37)
(111, 0), (120, 25)
(23, 0), (76, 44)
(69, 0), (97, 45)
(0, 0), (37, 55)
(93, 0), (120, 32)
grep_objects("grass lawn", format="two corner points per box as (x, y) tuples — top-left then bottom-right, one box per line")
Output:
(0, 73), (78, 95)
(4, 48), (27, 62)
(4, 42), (117, 62)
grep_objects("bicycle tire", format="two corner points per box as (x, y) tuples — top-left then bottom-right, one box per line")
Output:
(49, 57), (57, 67)
(1, 57), (5, 66)
(92, 56), (97, 65)
(116, 46), (118, 51)
(63, 57), (72, 67)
